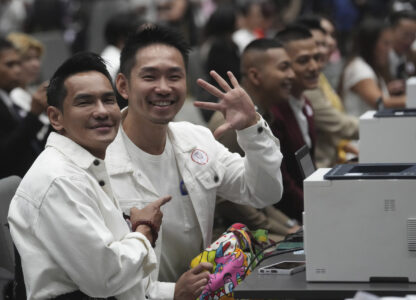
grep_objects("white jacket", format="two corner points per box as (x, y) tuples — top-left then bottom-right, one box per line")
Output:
(8, 133), (157, 300)
(106, 114), (283, 299)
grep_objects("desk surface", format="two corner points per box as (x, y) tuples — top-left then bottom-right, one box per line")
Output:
(234, 252), (416, 299)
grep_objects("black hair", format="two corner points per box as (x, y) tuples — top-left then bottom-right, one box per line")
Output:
(275, 24), (313, 44)
(350, 17), (390, 71)
(389, 10), (416, 27)
(295, 15), (326, 34)
(119, 24), (191, 79)
(0, 38), (16, 52)
(204, 4), (236, 37)
(104, 12), (143, 46)
(47, 52), (113, 109)
(243, 38), (283, 54)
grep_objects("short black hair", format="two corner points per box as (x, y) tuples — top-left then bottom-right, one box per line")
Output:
(119, 24), (191, 79)
(47, 52), (113, 109)
(295, 15), (326, 34)
(389, 10), (416, 27)
(243, 38), (283, 54)
(275, 24), (313, 44)
(0, 38), (16, 53)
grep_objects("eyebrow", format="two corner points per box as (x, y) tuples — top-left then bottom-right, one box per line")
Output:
(74, 91), (115, 100)
(139, 66), (184, 73)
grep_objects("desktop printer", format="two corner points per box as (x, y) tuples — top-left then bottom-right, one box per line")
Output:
(303, 164), (416, 282)
(359, 110), (416, 163)
(407, 77), (416, 108)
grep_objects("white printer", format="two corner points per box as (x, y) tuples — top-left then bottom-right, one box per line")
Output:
(407, 77), (416, 108)
(303, 164), (416, 282)
(359, 109), (416, 163)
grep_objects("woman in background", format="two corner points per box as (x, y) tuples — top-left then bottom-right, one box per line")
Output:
(340, 18), (406, 117)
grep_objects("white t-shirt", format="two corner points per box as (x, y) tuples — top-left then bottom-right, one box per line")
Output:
(122, 128), (203, 282)
(342, 57), (389, 117)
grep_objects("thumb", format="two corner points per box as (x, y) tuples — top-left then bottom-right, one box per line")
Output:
(213, 122), (232, 139)
(192, 262), (213, 274)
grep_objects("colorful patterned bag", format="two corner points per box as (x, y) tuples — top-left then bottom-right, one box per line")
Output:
(190, 223), (271, 300)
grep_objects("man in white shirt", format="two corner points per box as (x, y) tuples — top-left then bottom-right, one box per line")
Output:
(8, 52), (176, 300)
(106, 25), (284, 299)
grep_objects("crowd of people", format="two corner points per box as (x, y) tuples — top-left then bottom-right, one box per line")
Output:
(1, 0), (416, 299)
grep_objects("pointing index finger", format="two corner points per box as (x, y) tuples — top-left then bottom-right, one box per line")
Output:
(154, 196), (172, 208)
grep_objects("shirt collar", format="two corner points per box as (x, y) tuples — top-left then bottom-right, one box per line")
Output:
(46, 132), (100, 169)
(289, 95), (305, 110)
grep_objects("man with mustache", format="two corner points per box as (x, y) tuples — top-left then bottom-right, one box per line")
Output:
(273, 25), (320, 223)
(8, 52), (171, 299)
(209, 38), (300, 240)
(106, 25), (284, 299)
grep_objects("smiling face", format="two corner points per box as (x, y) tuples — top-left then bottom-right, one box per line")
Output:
(285, 38), (320, 97)
(117, 43), (186, 126)
(257, 47), (295, 103)
(48, 71), (121, 159)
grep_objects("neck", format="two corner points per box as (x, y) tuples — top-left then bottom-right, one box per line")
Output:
(291, 85), (304, 100)
(244, 83), (269, 111)
(123, 113), (168, 155)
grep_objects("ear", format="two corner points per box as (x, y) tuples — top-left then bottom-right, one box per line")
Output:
(47, 106), (64, 132)
(247, 67), (261, 87)
(116, 73), (129, 100)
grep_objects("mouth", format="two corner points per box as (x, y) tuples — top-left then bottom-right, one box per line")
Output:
(90, 123), (115, 130)
(281, 80), (293, 90)
(147, 99), (176, 107)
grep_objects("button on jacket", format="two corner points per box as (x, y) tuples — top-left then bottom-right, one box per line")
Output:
(8, 132), (157, 300)
(106, 112), (284, 299)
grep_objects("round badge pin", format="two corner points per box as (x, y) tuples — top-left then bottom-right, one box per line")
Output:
(191, 149), (208, 165)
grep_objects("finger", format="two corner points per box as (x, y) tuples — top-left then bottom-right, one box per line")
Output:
(213, 122), (233, 140)
(154, 196), (172, 208)
(192, 262), (213, 274)
(209, 70), (232, 92)
(197, 78), (224, 99)
(227, 71), (240, 89)
(193, 101), (222, 111)
(193, 277), (209, 297)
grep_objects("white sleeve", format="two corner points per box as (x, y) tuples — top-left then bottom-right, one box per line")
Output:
(34, 176), (157, 297)
(344, 57), (377, 91)
(216, 114), (283, 208)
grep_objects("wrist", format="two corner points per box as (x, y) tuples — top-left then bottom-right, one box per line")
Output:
(132, 220), (158, 247)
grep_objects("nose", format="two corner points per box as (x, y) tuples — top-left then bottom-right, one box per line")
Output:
(287, 68), (295, 80)
(93, 100), (109, 119)
(155, 77), (172, 95)
(309, 58), (319, 73)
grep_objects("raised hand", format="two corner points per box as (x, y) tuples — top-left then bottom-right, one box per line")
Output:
(195, 71), (258, 139)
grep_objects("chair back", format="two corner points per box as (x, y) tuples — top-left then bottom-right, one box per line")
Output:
(0, 176), (21, 273)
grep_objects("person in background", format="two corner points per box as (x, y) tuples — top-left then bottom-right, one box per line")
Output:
(7, 32), (51, 148)
(100, 12), (143, 82)
(273, 25), (320, 223)
(388, 10), (416, 95)
(0, 38), (47, 179)
(8, 52), (171, 299)
(209, 38), (300, 241)
(339, 18), (406, 118)
(106, 24), (283, 299)
(194, 4), (241, 122)
(296, 16), (359, 168)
